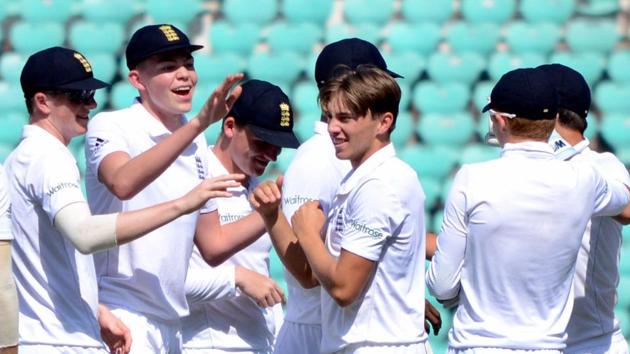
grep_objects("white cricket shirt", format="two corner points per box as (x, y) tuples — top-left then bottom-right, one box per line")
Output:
(0, 165), (11, 241)
(321, 143), (427, 354)
(281, 121), (351, 325)
(5, 125), (103, 347)
(426, 142), (630, 350)
(182, 147), (283, 351)
(85, 100), (216, 321)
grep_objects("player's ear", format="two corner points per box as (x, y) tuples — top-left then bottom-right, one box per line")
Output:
(32, 92), (53, 115)
(376, 112), (394, 136)
(128, 69), (145, 92)
(222, 116), (237, 138)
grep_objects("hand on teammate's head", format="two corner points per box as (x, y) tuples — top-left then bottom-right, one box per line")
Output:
(195, 73), (245, 129)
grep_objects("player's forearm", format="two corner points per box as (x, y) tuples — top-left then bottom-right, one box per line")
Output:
(0, 242), (18, 350)
(115, 198), (189, 244)
(265, 212), (318, 288)
(298, 232), (345, 299)
(103, 120), (203, 200)
(185, 264), (236, 304)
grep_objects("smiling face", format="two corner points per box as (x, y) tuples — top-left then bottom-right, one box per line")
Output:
(38, 91), (98, 144)
(227, 122), (281, 177)
(131, 49), (197, 121)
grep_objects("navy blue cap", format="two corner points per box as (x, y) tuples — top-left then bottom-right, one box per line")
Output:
(126, 24), (203, 69)
(482, 67), (558, 120)
(538, 63), (590, 119)
(20, 46), (109, 95)
(314, 38), (402, 88)
(228, 80), (300, 149)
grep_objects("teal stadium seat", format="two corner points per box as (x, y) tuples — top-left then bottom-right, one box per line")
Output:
(292, 81), (320, 115)
(267, 22), (322, 55)
(446, 22), (501, 55)
(430, 210), (443, 233)
(0, 52), (26, 85)
(294, 112), (319, 141)
(413, 82), (470, 114)
(417, 112), (475, 148)
(382, 52), (425, 82)
(0, 2), (8, 23)
(270, 148), (297, 174)
(191, 82), (221, 116)
(80, 0), (140, 24)
(472, 80), (494, 112)
(193, 53), (246, 88)
(565, 19), (620, 54)
(399, 82), (412, 112)
(461, 0), (516, 24)
(618, 276), (630, 311)
(594, 82), (630, 114)
(110, 82), (137, 110)
(223, 0), (277, 25)
(325, 23), (382, 45)
(344, 0), (394, 26)
(504, 21), (561, 55)
(399, 145), (459, 180)
(400, 0), (454, 24)
(427, 52), (486, 85)
(421, 176), (441, 211)
(386, 22), (441, 56)
(10, 21), (65, 55)
(92, 89), (108, 114)
(146, 0), (204, 24)
(549, 52), (605, 86)
(282, 0), (333, 25)
(576, 0), (619, 16)
(69, 21), (125, 54)
(87, 53), (118, 84)
(269, 249), (288, 295)
(476, 113), (493, 140)
(599, 113), (630, 150)
(460, 143), (501, 165)
(209, 21), (260, 55)
(0, 82), (26, 113)
(391, 111), (415, 149)
(519, 0), (575, 24)
(487, 52), (546, 82)
(203, 121), (223, 145)
(19, 0), (74, 22)
(0, 110), (25, 147)
(247, 52), (303, 91)
(607, 51), (630, 84)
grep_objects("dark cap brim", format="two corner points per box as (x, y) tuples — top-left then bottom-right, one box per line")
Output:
(250, 125), (300, 149)
(58, 76), (110, 90)
(482, 102), (492, 113)
(387, 69), (403, 79)
(127, 44), (203, 69)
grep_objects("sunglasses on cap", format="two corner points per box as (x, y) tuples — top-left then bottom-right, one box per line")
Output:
(47, 89), (96, 105)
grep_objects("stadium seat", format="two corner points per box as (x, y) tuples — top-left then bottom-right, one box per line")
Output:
(400, 0), (454, 24)
(223, 0), (277, 25)
(576, 0), (619, 16)
(472, 80), (494, 112)
(487, 52), (546, 82)
(413, 82), (471, 114)
(399, 145), (459, 180)
(193, 53), (246, 87)
(421, 176), (442, 211)
(460, 0), (516, 24)
(282, 0), (333, 25)
(203, 121), (223, 144)
(343, 0), (394, 26)
(391, 111), (415, 149)
(618, 276), (630, 310)
(325, 23), (382, 45)
(19, 0), (74, 22)
(267, 22), (322, 55)
(0, 3), (8, 23)
(0, 143), (13, 164)
(0, 82), (25, 113)
(79, 0), (140, 24)
(599, 113), (630, 150)
(110, 82), (138, 110)
(247, 52), (303, 91)
(209, 21), (260, 55)
(294, 112), (320, 141)
(565, 19), (620, 54)
(0, 52), (26, 84)
(445, 22), (501, 55)
(382, 52), (425, 82)
(417, 112), (475, 148)
(549, 52), (605, 86)
(86, 53), (118, 84)
(0, 109), (25, 147)
(427, 52), (486, 85)
(476, 113), (493, 140)
(386, 22), (441, 56)
(69, 21), (125, 55)
(504, 21), (561, 55)
(607, 51), (630, 84)
(399, 82), (412, 112)
(269, 249), (288, 295)
(189, 82), (221, 115)
(146, 0), (204, 24)
(595, 82), (630, 114)
(519, 0), (575, 24)
(271, 148), (297, 174)
(460, 143), (501, 164)
(9, 21), (65, 55)
(292, 81), (320, 115)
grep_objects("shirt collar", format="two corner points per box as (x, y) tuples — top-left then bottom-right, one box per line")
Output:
(131, 98), (188, 138)
(501, 141), (555, 160)
(22, 124), (70, 150)
(337, 143), (396, 195)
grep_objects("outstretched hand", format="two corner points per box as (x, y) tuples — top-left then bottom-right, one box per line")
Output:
(196, 73), (245, 129)
(424, 299), (442, 335)
(179, 173), (245, 214)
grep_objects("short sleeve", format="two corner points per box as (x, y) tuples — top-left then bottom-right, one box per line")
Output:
(37, 154), (86, 224)
(85, 113), (130, 177)
(340, 178), (407, 261)
(0, 165), (11, 240)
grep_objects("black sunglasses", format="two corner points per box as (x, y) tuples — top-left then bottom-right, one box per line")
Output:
(48, 89), (96, 105)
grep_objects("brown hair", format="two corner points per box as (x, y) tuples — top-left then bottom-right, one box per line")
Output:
(318, 64), (401, 132)
(506, 117), (556, 141)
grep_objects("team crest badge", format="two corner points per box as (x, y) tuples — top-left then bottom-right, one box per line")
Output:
(159, 25), (180, 42)
(279, 103), (290, 127)
(73, 53), (92, 73)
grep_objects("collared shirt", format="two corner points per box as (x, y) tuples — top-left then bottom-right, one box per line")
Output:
(427, 141), (630, 350)
(85, 100), (216, 321)
(5, 125), (103, 347)
(0, 165), (11, 241)
(563, 143), (630, 348)
(281, 121), (351, 325)
(182, 147), (283, 351)
(321, 143), (427, 353)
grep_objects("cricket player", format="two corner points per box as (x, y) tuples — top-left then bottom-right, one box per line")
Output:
(541, 63), (630, 353)
(426, 67), (630, 352)
(0, 165), (17, 354)
(251, 65), (430, 354)
(181, 79), (300, 353)
(85, 24), (267, 352)
(6, 46), (242, 354)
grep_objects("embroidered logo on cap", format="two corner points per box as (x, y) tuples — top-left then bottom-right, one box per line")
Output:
(74, 53), (92, 73)
(279, 103), (290, 127)
(159, 25), (180, 42)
